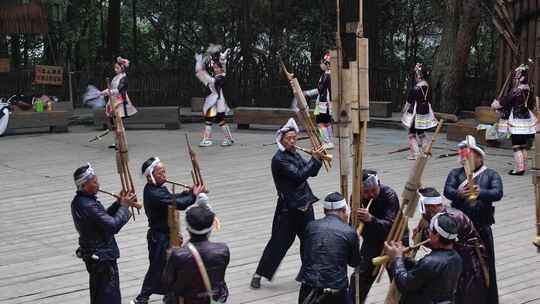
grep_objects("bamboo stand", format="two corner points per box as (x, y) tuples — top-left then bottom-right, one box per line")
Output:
(331, 1), (369, 303)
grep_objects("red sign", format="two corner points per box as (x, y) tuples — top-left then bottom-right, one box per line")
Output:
(34, 65), (63, 85)
(0, 58), (9, 73)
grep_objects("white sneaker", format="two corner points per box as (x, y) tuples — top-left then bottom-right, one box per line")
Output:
(221, 139), (234, 146)
(199, 139), (213, 147)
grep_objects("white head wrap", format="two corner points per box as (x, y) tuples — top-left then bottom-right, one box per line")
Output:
(75, 163), (96, 190)
(429, 212), (458, 241)
(186, 193), (215, 235)
(418, 190), (443, 214)
(275, 118), (299, 151)
(322, 193), (351, 217)
(458, 135), (485, 159)
(143, 157), (161, 185)
(322, 197), (348, 210)
(363, 173), (379, 189)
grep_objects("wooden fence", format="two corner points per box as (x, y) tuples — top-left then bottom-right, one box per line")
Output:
(0, 64), (492, 112)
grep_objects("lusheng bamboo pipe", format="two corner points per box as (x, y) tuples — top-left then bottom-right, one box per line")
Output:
(98, 189), (143, 210)
(295, 145), (333, 162)
(280, 60), (332, 171)
(356, 199), (374, 235)
(372, 239), (431, 267)
(165, 180), (191, 189)
(165, 179), (209, 193)
(463, 136), (479, 202)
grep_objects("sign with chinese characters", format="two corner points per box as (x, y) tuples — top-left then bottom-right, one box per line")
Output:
(0, 58), (9, 73)
(34, 65), (63, 85)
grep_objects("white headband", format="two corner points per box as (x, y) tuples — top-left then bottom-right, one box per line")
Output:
(143, 157), (161, 184)
(419, 192), (443, 214)
(430, 213), (458, 240)
(75, 163), (95, 189)
(276, 118), (299, 151)
(363, 174), (379, 188)
(187, 224), (214, 235)
(322, 198), (347, 210)
(186, 193), (215, 235)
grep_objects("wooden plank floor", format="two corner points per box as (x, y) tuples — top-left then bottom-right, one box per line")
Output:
(0, 124), (539, 304)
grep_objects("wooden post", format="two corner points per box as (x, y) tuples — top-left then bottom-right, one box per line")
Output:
(67, 59), (74, 108)
(533, 39), (540, 251)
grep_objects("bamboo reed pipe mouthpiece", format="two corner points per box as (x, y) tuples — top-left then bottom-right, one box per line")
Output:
(371, 239), (431, 267)
(165, 180), (209, 193)
(295, 145), (333, 162)
(98, 189), (143, 209)
(165, 180), (191, 189)
(372, 255), (391, 267)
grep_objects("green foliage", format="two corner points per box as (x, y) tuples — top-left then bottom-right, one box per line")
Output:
(6, 0), (497, 107)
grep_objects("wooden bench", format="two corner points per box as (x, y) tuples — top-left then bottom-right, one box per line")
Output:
(6, 110), (69, 134)
(93, 106), (181, 130)
(446, 121), (488, 145)
(234, 107), (314, 129)
(370, 101), (392, 118)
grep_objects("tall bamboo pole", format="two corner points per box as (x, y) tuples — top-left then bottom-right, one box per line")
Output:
(331, 1), (369, 303)
(533, 48), (540, 251)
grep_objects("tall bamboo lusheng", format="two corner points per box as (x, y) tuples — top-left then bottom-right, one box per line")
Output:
(108, 78), (140, 219)
(97, 189), (143, 209)
(295, 145), (333, 162)
(334, 0), (348, 202)
(356, 199), (374, 235)
(372, 121), (444, 282)
(383, 217), (429, 304)
(185, 133), (207, 191)
(168, 185), (182, 248)
(280, 60), (332, 171)
(185, 133), (219, 231)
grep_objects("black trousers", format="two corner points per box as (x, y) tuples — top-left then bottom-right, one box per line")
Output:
(84, 259), (121, 304)
(478, 226), (499, 304)
(136, 230), (170, 301)
(255, 203), (315, 280)
(299, 284), (348, 304)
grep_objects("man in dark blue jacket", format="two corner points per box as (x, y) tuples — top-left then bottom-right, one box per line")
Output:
(385, 213), (463, 304)
(444, 136), (503, 304)
(251, 118), (324, 289)
(297, 192), (360, 304)
(163, 201), (230, 304)
(71, 163), (138, 304)
(132, 157), (203, 304)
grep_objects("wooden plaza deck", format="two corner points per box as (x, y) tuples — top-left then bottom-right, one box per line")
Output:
(0, 124), (539, 303)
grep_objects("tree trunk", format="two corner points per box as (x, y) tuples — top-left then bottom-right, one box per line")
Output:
(106, 0), (121, 60)
(0, 35), (8, 57)
(132, 0), (138, 64)
(431, 0), (481, 114)
(10, 35), (21, 69)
